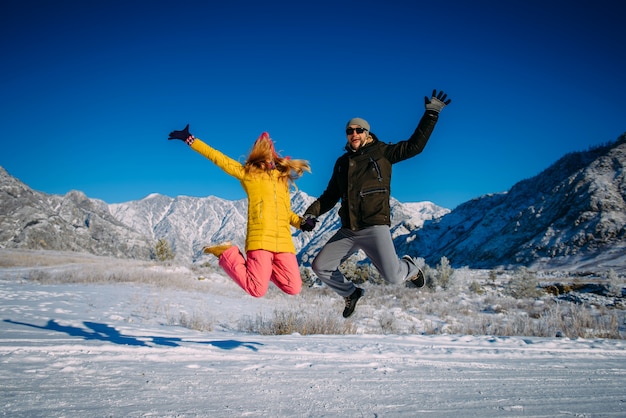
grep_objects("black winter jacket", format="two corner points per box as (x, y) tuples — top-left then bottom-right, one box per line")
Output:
(304, 110), (439, 231)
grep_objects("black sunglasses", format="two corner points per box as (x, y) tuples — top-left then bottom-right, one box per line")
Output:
(346, 127), (367, 135)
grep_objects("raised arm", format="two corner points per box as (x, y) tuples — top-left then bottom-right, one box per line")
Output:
(385, 89), (452, 163)
(168, 124), (245, 180)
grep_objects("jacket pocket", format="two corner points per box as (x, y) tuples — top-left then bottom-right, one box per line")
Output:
(359, 187), (389, 224)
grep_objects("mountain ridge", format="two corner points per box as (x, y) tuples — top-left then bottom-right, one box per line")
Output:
(396, 134), (626, 272)
(1, 133), (625, 273)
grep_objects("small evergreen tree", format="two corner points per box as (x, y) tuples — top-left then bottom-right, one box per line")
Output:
(155, 238), (175, 263)
(436, 256), (454, 290)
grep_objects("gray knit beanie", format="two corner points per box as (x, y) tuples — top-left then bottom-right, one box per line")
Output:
(346, 117), (370, 132)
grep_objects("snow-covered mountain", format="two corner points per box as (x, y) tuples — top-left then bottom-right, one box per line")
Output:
(397, 133), (626, 272)
(0, 165), (446, 264)
(109, 193), (249, 263)
(108, 190), (447, 265)
(2, 133), (625, 272)
(0, 167), (152, 259)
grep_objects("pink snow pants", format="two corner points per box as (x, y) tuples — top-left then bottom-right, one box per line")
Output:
(218, 246), (302, 297)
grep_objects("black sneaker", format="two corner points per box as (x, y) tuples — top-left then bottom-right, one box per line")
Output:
(402, 255), (425, 288)
(410, 268), (425, 288)
(343, 287), (364, 318)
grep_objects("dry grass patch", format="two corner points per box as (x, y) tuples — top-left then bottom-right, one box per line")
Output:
(238, 308), (357, 335)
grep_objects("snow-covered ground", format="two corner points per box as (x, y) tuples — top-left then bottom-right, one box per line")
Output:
(1, 251), (625, 417)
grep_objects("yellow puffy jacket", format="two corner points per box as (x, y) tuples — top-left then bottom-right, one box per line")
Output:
(191, 138), (302, 254)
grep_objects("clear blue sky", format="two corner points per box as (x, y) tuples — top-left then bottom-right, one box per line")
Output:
(1, 0), (625, 209)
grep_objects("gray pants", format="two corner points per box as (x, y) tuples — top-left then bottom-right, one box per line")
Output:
(311, 225), (412, 297)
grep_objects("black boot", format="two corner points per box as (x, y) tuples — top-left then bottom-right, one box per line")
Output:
(343, 287), (364, 318)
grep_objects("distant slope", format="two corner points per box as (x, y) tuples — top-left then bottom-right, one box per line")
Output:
(2, 133), (624, 273)
(398, 134), (626, 272)
(0, 167), (152, 259)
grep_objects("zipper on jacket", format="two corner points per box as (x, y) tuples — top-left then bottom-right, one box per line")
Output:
(359, 188), (387, 198)
(273, 174), (279, 252)
(369, 157), (382, 182)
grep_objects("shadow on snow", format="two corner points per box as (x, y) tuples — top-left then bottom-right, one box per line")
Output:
(3, 319), (264, 351)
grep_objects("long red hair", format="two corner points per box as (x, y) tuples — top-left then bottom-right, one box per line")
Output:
(244, 132), (310, 187)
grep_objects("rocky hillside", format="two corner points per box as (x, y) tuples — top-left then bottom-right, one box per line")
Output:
(0, 166), (447, 264)
(0, 167), (152, 259)
(2, 133), (624, 273)
(398, 134), (626, 272)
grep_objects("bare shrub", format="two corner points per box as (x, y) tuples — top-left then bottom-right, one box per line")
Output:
(169, 311), (214, 332)
(606, 269), (623, 296)
(4, 249), (624, 339)
(505, 267), (544, 298)
(378, 311), (399, 334)
(426, 256), (454, 290)
(238, 309), (357, 335)
(299, 265), (316, 287)
(469, 281), (484, 294)
(540, 302), (622, 339)
(339, 256), (383, 285)
(0, 249), (103, 267)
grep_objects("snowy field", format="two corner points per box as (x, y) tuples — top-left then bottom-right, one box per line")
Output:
(1, 250), (625, 417)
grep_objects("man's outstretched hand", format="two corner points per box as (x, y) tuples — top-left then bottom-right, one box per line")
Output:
(300, 214), (317, 232)
(424, 90), (451, 113)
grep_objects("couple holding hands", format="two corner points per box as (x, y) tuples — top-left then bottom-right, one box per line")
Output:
(168, 90), (451, 318)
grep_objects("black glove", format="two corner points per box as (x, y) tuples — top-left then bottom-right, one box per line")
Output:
(300, 214), (317, 232)
(424, 90), (451, 113)
(168, 124), (194, 144)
